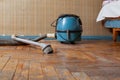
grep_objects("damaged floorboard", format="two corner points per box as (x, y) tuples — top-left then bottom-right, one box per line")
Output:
(0, 40), (120, 80)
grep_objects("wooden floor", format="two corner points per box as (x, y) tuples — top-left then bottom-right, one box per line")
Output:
(0, 40), (120, 80)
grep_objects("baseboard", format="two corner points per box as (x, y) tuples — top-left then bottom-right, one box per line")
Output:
(82, 36), (120, 41)
(81, 36), (112, 40)
(0, 35), (120, 41)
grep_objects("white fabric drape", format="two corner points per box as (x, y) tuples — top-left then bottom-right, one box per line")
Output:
(96, 0), (120, 22)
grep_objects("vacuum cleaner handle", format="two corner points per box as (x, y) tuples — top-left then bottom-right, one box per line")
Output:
(51, 19), (58, 27)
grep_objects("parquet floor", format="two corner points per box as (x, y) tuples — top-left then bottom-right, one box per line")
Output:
(0, 40), (120, 80)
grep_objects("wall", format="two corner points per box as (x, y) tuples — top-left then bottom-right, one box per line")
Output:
(0, 0), (111, 36)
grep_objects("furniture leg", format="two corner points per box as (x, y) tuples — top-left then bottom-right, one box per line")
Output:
(113, 28), (117, 42)
(113, 28), (120, 42)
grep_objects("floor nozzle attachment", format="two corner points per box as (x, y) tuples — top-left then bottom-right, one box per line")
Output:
(42, 45), (53, 54)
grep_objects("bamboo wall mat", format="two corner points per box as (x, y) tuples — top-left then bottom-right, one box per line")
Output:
(0, 0), (111, 36)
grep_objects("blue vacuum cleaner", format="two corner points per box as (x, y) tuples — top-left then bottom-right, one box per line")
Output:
(51, 14), (82, 43)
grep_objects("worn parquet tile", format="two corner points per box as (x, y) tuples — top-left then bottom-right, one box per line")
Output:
(17, 61), (29, 80)
(29, 61), (44, 80)
(72, 72), (91, 80)
(42, 64), (59, 80)
(0, 56), (10, 72)
(13, 61), (24, 80)
(0, 59), (18, 80)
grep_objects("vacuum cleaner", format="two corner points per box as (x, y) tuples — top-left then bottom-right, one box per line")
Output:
(1, 14), (82, 54)
(51, 14), (82, 43)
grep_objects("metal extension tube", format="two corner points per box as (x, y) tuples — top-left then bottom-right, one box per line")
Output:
(11, 35), (53, 54)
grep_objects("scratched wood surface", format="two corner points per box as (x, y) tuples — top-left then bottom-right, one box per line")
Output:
(0, 40), (120, 80)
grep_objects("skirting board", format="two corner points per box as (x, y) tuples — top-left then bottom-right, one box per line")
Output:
(82, 36), (120, 40)
(0, 35), (120, 41)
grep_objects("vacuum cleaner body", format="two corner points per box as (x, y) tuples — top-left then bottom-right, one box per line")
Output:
(55, 14), (82, 43)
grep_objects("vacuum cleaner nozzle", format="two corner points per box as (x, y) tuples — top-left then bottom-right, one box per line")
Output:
(42, 45), (53, 54)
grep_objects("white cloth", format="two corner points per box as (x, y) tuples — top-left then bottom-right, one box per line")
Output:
(102, 0), (119, 6)
(96, 0), (120, 22)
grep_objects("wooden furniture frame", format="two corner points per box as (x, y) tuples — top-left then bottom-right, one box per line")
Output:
(113, 28), (120, 42)
(102, 17), (120, 42)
